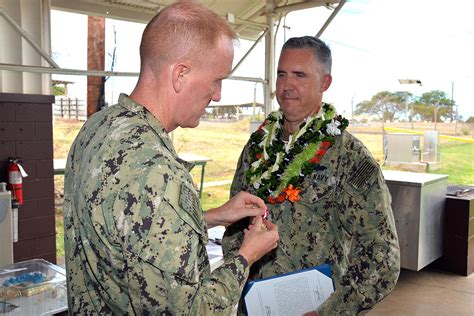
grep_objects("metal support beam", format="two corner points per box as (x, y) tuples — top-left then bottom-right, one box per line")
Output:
(316, 0), (346, 38)
(273, 0), (340, 14)
(264, 0), (276, 115)
(234, 17), (266, 29)
(0, 63), (266, 83)
(230, 29), (268, 75)
(0, 7), (59, 68)
(0, 63), (138, 77)
(228, 75), (266, 84)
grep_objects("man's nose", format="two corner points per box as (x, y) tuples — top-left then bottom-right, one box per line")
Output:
(281, 76), (295, 91)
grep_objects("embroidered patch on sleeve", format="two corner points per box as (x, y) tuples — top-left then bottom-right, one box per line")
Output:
(348, 159), (377, 190)
(179, 183), (200, 222)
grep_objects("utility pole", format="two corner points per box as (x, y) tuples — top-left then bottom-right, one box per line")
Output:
(398, 79), (422, 130)
(252, 82), (257, 117)
(452, 81), (457, 135)
(351, 95), (354, 123)
(87, 16), (105, 117)
(405, 102), (409, 129)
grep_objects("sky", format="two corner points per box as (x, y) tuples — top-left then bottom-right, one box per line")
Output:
(51, 0), (474, 120)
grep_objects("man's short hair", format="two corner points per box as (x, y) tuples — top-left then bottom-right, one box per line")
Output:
(282, 36), (332, 74)
(140, 0), (237, 70)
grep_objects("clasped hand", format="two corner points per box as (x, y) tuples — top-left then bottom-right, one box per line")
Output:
(204, 191), (279, 266)
(204, 191), (268, 227)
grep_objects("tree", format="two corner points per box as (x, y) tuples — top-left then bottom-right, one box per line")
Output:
(52, 85), (65, 96)
(392, 91), (415, 121)
(413, 90), (454, 122)
(355, 91), (410, 122)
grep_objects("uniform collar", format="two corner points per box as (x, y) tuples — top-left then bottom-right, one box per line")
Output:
(118, 93), (177, 156)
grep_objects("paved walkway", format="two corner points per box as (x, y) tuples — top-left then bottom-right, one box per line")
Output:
(369, 267), (474, 315)
(202, 179), (232, 188)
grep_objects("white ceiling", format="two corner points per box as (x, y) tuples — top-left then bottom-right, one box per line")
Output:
(50, 0), (341, 40)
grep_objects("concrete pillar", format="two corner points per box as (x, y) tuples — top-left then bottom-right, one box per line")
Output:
(0, 0), (51, 94)
(21, 0), (42, 94)
(1, 0), (23, 93)
(40, 0), (51, 95)
(264, 0), (276, 116)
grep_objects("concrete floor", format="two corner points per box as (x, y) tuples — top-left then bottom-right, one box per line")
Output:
(57, 256), (474, 315)
(368, 268), (474, 316)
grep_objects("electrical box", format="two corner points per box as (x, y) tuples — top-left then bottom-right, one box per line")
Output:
(384, 133), (421, 163)
(422, 130), (440, 162)
(0, 190), (13, 267)
(383, 170), (448, 271)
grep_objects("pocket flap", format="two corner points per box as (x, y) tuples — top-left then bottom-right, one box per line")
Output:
(164, 179), (205, 237)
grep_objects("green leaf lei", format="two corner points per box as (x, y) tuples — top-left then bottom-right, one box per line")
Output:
(246, 103), (349, 204)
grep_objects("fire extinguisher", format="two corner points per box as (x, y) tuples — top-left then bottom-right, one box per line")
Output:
(7, 158), (28, 206)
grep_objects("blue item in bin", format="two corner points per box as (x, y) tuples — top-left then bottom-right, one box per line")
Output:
(2, 271), (46, 287)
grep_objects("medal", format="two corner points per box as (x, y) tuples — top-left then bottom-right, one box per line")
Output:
(261, 208), (269, 230)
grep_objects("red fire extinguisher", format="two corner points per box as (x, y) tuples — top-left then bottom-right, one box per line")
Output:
(7, 158), (28, 206)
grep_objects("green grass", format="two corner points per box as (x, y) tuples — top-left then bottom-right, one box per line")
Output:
(173, 120), (250, 182)
(431, 142), (474, 184)
(53, 119), (473, 259)
(54, 176), (65, 259)
(201, 184), (232, 210)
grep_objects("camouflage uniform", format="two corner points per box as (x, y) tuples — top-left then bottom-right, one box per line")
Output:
(64, 94), (249, 315)
(223, 126), (400, 315)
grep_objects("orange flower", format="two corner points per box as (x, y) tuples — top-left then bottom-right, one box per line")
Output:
(258, 119), (269, 131)
(283, 184), (301, 203)
(321, 141), (332, 150)
(316, 149), (326, 156)
(277, 193), (286, 203)
(267, 196), (276, 205)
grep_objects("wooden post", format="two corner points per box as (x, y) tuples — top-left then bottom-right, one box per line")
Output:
(75, 98), (79, 120)
(60, 98), (63, 117)
(87, 16), (105, 118)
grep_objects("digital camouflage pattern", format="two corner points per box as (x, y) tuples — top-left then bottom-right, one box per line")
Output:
(64, 94), (249, 315)
(223, 126), (400, 315)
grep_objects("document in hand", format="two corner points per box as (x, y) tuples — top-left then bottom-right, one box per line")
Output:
(243, 264), (334, 316)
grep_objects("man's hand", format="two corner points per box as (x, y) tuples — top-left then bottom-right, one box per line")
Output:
(204, 191), (267, 228)
(238, 215), (279, 266)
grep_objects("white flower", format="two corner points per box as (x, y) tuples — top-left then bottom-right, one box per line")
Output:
(315, 106), (324, 119)
(326, 119), (342, 136)
(271, 153), (282, 173)
(253, 180), (261, 189)
(251, 160), (261, 169)
(295, 116), (316, 140)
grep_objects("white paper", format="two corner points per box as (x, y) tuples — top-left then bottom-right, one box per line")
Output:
(244, 267), (334, 316)
(206, 226), (226, 271)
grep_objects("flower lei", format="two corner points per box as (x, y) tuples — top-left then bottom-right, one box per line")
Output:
(246, 103), (349, 204)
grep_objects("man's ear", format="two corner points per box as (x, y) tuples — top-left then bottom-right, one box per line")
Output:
(321, 74), (332, 92)
(172, 63), (190, 93)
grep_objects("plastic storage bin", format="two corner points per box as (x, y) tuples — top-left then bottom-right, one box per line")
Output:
(0, 259), (67, 315)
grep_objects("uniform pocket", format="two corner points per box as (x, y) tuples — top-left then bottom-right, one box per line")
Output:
(300, 173), (334, 204)
(163, 179), (205, 237)
(135, 178), (207, 284)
